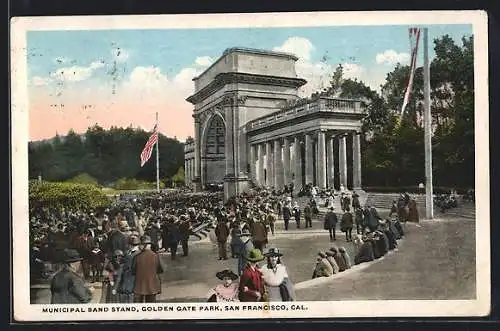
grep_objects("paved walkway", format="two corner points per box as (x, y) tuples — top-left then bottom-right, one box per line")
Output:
(295, 216), (476, 300)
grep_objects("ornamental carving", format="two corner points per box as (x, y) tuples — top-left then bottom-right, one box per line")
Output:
(221, 93), (248, 107)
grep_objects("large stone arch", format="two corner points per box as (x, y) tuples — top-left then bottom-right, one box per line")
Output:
(200, 111), (226, 187)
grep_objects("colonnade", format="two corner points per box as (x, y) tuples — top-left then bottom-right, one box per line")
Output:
(249, 130), (362, 191)
(184, 156), (195, 185)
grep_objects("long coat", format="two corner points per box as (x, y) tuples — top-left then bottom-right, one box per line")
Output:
(324, 211), (338, 229)
(239, 265), (265, 302)
(50, 266), (93, 304)
(132, 249), (164, 295)
(215, 222), (230, 243)
(116, 247), (141, 294)
(312, 258), (334, 278)
(340, 212), (354, 232)
(250, 222), (267, 243)
(261, 264), (294, 301)
(237, 239), (254, 275)
(408, 199), (420, 223)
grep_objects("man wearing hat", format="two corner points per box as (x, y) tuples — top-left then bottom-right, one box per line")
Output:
(132, 235), (164, 303)
(50, 249), (93, 304)
(236, 228), (254, 276)
(323, 206), (338, 241)
(178, 215), (192, 257)
(239, 248), (266, 302)
(115, 235), (141, 303)
(250, 217), (268, 252)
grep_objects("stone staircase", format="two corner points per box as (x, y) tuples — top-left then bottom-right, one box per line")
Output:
(364, 193), (426, 210)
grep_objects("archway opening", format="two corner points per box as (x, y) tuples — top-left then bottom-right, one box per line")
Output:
(202, 115), (226, 189)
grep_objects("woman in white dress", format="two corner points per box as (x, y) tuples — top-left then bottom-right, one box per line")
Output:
(261, 248), (295, 301)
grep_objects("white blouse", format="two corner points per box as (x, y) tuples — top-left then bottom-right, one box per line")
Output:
(261, 264), (289, 287)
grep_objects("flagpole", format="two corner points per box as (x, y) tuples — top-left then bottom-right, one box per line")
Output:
(423, 27), (434, 219)
(155, 112), (160, 193)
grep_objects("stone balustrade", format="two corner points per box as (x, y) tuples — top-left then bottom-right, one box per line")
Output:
(247, 97), (365, 132)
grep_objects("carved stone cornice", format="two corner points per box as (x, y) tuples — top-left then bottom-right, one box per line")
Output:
(186, 72), (307, 104)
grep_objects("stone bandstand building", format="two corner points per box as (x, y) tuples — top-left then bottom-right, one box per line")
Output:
(184, 47), (366, 201)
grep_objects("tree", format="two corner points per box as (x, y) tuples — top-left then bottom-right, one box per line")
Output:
(171, 167), (185, 187)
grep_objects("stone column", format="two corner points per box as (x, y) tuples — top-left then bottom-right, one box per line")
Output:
(339, 134), (348, 189)
(257, 143), (264, 186)
(305, 132), (314, 186)
(327, 135), (335, 189)
(189, 159), (193, 184)
(293, 136), (302, 190)
(283, 137), (291, 187)
(274, 138), (284, 190)
(249, 144), (256, 184)
(317, 130), (327, 189)
(265, 141), (274, 187)
(193, 119), (202, 191)
(352, 132), (362, 190)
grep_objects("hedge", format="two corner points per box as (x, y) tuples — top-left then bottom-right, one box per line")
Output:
(29, 180), (111, 212)
(112, 178), (165, 191)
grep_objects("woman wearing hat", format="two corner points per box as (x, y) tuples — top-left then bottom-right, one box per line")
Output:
(238, 248), (266, 302)
(261, 248), (295, 301)
(50, 249), (93, 304)
(206, 269), (240, 302)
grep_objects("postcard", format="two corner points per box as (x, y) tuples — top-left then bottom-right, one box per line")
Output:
(11, 10), (490, 321)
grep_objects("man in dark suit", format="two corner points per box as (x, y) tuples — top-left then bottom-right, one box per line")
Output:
(324, 206), (338, 241)
(132, 235), (164, 303)
(116, 235), (141, 303)
(50, 249), (93, 304)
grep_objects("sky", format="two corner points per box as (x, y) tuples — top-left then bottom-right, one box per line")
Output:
(26, 24), (472, 142)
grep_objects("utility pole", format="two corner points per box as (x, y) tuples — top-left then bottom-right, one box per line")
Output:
(423, 27), (434, 219)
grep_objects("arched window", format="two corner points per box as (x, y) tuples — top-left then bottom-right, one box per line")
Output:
(205, 115), (225, 155)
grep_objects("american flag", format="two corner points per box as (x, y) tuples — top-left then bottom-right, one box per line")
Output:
(400, 27), (422, 118)
(140, 125), (158, 167)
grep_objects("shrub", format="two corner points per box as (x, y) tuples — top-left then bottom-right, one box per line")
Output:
(66, 173), (99, 185)
(112, 178), (165, 191)
(29, 180), (110, 212)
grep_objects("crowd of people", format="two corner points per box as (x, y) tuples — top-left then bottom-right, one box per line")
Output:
(29, 184), (419, 304)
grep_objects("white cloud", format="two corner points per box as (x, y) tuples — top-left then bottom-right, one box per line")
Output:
(90, 61), (105, 70)
(273, 36), (315, 62)
(32, 76), (52, 87)
(49, 60), (106, 83)
(122, 57), (212, 102)
(376, 49), (410, 65)
(195, 56), (213, 67)
(112, 48), (130, 63)
(271, 37), (397, 95)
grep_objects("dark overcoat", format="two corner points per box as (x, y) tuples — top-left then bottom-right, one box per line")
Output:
(50, 267), (93, 304)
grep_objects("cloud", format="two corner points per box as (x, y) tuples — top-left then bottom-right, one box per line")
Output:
(121, 57), (212, 103)
(112, 48), (130, 63)
(32, 76), (52, 87)
(195, 56), (213, 67)
(49, 60), (106, 83)
(90, 61), (105, 70)
(376, 49), (410, 65)
(273, 36), (314, 61)
(272, 37), (393, 95)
